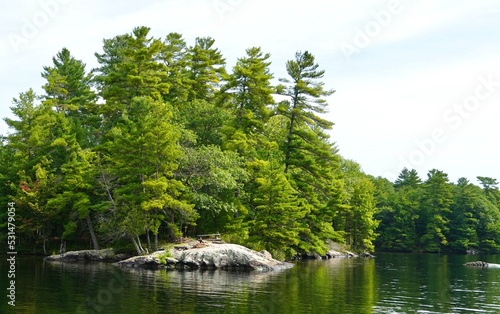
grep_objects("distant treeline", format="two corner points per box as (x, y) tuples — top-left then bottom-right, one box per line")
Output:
(373, 169), (500, 253)
(0, 26), (499, 258)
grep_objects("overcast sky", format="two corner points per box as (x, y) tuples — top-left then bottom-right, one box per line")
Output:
(1, 0), (499, 184)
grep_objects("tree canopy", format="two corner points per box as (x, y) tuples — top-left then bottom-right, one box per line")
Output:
(1, 26), (499, 257)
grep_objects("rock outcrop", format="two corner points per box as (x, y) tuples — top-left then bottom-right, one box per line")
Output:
(45, 248), (126, 263)
(465, 261), (500, 268)
(173, 243), (293, 271)
(465, 261), (489, 267)
(113, 252), (177, 269)
(114, 242), (293, 271)
(319, 240), (374, 259)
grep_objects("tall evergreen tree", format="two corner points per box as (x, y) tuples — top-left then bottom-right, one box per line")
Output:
(477, 176), (500, 206)
(41, 48), (97, 147)
(4, 91), (52, 252)
(0, 137), (16, 235)
(420, 169), (453, 252)
(38, 49), (102, 250)
(187, 37), (227, 102)
(277, 51), (335, 174)
(100, 97), (193, 254)
(276, 51), (341, 254)
(175, 37), (230, 146)
(246, 158), (306, 260)
(375, 168), (422, 251)
(160, 32), (190, 106)
(225, 47), (273, 140)
(94, 26), (169, 131)
(340, 160), (378, 252)
(476, 176), (500, 252)
(93, 27), (195, 252)
(4, 90), (45, 173)
(394, 168), (422, 189)
(447, 178), (482, 252)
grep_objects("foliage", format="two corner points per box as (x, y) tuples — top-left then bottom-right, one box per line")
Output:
(374, 169), (500, 253)
(1, 26), (499, 257)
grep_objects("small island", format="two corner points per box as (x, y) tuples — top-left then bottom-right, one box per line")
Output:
(45, 237), (371, 272)
(115, 241), (293, 271)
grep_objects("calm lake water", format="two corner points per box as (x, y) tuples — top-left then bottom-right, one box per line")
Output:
(2, 253), (500, 313)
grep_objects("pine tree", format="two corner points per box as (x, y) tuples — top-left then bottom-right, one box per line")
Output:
(41, 47), (97, 148)
(277, 51), (335, 174)
(3, 91), (62, 253)
(447, 178), (482, 252)
(375, 168), (422, 251)
(340, 159), (378, 252)
(176, 37), (230, 146)
(37, 49), (103, 250)
(4, 90), (45, 172)
(275, 51), (341, 254)
(94, 26), (169, 131)
(187, 37), (228, 102)
(160, 32), (190, 105)
(394, 168), (422, 189)
(420, 169), (453, 252)
(476, 176), (500, 252)
(220, 47), (275, 158)
(246, 156), (307, 260)
(94, 27), (195, 253)
(101, 97), (193, 253)
(0, 137), (16, 242)
(477, 176), (500, 206)
(225, 47), (273, 139)
(371, 176), (398, 250)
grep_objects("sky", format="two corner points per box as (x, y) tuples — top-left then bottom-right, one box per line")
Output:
(1, 0), (499, 184)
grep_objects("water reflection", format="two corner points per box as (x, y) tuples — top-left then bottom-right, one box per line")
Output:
(373, 253), (500, 314)
(3, 254), (500, 313)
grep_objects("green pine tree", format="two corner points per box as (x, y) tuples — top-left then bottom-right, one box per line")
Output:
(420, 169), (453, 252)
(246, 158), (307, 260)
(275, 51), (341, 254)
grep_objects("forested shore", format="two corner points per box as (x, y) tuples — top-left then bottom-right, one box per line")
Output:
(1, 26), (499, 259)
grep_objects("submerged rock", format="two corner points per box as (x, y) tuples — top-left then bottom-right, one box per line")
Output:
(464, 261), (500, 268)
(360, 252), (375, 258)
(466, 248), (480, 255)
(44, 248), (125, 262)
(318, 240), (374, 259)
(465, 261), (489, 267)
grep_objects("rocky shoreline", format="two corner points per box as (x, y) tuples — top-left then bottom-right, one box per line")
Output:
(44, 248), (129, 263)
(44, 240), (373, 271)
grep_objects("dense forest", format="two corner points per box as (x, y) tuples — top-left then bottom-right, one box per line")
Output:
(1, 26), (499, 259)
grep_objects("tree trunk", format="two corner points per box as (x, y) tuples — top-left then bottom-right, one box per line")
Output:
(137, 235), (146, 254)
(146, 229), (151, 250)
(43, 237), (47, 256)
(99, 161), (117, 211)
(284, 112), (296, 174)
(86, 215), (100, 250)
(131, 236), (142, 255)
(168, 227), (174, 242)
(59, 238), (66, 254)
(154, 233), (158, 251)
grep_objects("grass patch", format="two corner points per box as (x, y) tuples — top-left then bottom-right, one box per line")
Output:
(157, 250), (173, 265)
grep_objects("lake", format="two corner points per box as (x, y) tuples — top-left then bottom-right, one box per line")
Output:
(1, 253), (500, 313)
